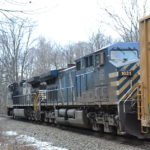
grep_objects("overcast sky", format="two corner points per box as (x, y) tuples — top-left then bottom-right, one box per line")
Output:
(1, 0), (148, 45)
(33, 0), (103, 44)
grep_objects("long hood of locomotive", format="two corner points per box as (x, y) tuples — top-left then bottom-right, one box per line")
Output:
(109, 61), (140, 100)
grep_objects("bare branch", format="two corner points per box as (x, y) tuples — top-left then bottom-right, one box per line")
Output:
(102, 0), (149, 42)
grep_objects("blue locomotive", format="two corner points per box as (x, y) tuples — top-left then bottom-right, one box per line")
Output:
(8, 42), (144, 138)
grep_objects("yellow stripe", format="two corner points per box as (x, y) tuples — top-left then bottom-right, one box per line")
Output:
(120, 82), (139, 100)
(130, 63), (139, 71)
(136, 61), (140, 65)
(109, 62), (139, 79)
(130, 88), (138, 99)
(116, 73), (139, 96)
(116, 73), (139, 95)
(109, 72), (119, 78)
(110, 81), (119, 86)
(116, 64), (138, 86)
(116, 90), (120, 95)
(111, 64), (138, 87)
(122, 64), (129, 70)
(110, 78), (126, 87)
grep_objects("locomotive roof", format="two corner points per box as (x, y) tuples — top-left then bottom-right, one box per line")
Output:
(60, 66), (76, 73)
(75, 42), (139, 62)
(27, 76), (40, 84)
(40, 70), (58, 81)
(105, 42), (139, 51)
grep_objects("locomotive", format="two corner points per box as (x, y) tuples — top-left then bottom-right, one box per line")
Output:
(7, 42), (142, 137)
(7, 15), (150, 139)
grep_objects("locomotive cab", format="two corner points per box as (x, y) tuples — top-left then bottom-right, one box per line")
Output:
(107, 43), (142, 137)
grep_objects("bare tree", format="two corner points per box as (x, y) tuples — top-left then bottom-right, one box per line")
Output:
(50, 44), (66, 70)
(0, 17), (35, 83)
(63, 43), (76, 64)
(0, 16), (35, 113)
(31, 37), (68, 76)
(31, 37), (60, 76)
(102, 0), (149, 42)
(32, 40), (96, 76)
(89, 29), (112, 50)
(63, 42), (93, 64)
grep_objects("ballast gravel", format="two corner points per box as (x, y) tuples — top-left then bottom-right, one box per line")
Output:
(0, 117), (150, 150)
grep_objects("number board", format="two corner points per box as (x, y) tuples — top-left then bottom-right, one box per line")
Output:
(120, 71), (132, 77)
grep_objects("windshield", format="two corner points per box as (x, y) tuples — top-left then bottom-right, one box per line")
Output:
(110, 50), (138, 63)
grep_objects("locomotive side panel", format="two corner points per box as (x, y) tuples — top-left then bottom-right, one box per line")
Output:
(75, 49), (112, 104)
(57, 67), (76, 105)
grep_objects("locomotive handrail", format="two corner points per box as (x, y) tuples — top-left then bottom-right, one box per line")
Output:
(123, 86), (138, 113)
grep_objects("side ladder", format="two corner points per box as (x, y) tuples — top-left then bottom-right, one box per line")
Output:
(33, 92), (40, 111)
(137, 83), (149, 133)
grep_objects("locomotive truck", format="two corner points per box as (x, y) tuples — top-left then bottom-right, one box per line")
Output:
(7, 15), (150, 139)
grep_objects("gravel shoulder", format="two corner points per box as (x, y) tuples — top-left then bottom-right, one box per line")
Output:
(0, 117), (150, 150)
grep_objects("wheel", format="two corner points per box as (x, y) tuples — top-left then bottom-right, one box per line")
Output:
(92, 122), (103, 133)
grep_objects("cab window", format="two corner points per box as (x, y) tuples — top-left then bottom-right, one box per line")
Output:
(110, 50), (138, 63)
(84, 55), (93, 68)
(76, 61), (81, 70)
(95, 52), (105, 66)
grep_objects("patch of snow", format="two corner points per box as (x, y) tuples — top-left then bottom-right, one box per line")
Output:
(0, 117), (4, 121)
(2, 131), (18, 136)
(1, 130), (68, 150)
(16, 135), (68, 150)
